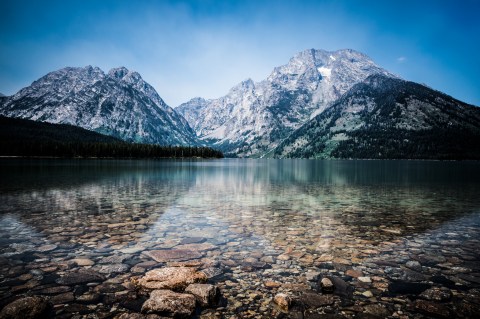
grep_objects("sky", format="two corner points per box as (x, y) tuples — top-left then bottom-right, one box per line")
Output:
(1, 0), (479, 107)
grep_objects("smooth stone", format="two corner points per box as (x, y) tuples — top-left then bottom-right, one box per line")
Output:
(406, 260), (422, 272)
(71, 258), (95, 266)
(358, 277), (372, 283)
(306, 271), (320, 282)
(299, 293), (334, 308)
(180, 237), (207, 244)
(320, 278), (334, 293)
(264, 281), (282, 289)
(136, 267), (207, 290)
(56, 269), (105, 285)
(0, 296), (52, 319)
(277, 254), (291, 261)
(35, 286), (71, 295)
(185, 283), (219, 306)
(141, 289), (196, 317)
(94, 282), (126, 293)
(99, 263), (130, 274)
(362, 290), (373, 298)
(99, 254), (129, 264)
(144, 249), (203, 263)
(273, 293), (291, 311)
(345, 269), (363, 278)
(50, 292), (75, 304)
(175, 243), (216, 252)
(414, 300), (451, 318)
(37, 244), (58, 252)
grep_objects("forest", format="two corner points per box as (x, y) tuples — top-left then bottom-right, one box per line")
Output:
(0, 116), (223, 158)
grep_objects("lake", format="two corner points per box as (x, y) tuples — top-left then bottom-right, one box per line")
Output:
(1, 158), (480, 318)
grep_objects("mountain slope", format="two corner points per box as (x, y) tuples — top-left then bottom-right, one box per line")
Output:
(0, 66), (197, 146)
(177, 49), (393, 157)
(273, 74), (480, 159)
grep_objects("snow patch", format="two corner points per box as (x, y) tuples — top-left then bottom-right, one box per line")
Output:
(329, 55), (336, 61)
(317, 67), (331, 77)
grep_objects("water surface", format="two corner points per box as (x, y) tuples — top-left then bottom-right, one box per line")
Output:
(1, 159), (479, 318)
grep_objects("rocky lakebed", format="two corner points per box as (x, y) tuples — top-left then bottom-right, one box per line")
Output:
(1, 205), (480, 319)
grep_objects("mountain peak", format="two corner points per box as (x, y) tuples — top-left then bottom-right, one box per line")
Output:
(0, 66), (197, 146)
(108, 66), (131, 80)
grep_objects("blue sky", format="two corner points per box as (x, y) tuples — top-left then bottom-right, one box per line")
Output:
(1, 0), (479, 107)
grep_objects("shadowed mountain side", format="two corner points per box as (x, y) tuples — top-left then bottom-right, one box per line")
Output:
(274, 74), (480, 159)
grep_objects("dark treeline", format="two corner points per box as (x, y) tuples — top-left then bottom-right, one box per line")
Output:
(331, 127), (480, 160)
(0, 116), (223, 158)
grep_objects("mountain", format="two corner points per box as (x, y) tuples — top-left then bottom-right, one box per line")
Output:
(273, 74), (480, 159)
(0, 116), (223, 158)
(177, 49), (392, 157)
(0, 66), (197, 146)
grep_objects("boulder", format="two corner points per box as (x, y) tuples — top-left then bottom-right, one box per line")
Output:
(141, 290), (196, 317)
(136, 267), (207, 290)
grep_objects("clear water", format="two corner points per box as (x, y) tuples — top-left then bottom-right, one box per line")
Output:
(1, 158), (480, 318)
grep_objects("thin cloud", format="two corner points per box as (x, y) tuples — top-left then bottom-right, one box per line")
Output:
(397, 56), (407, 63)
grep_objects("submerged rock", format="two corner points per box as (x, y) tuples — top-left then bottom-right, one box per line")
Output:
(141, 289), (196, 317)
(320, 278), (334, 293)
(56, 269), (105, 285)
(388, 281), (431, 295)
(136, 267), (207, 290)
(185, 283), (219, 306)
(0, 296), (52, 319)
(414, 300), (451, 318)
(299, 292), (334, 308)
(273, 293), (291, 311)
(420, 287), (453, 301)
(144, 249), (203, 263)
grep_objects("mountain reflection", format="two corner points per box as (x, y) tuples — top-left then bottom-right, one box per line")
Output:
(1, 159), (479, 251)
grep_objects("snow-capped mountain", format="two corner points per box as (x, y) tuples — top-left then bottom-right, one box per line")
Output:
(274, 74), (480, 159)
(0, 66), (197, 146)
(177, 49), (393, 157)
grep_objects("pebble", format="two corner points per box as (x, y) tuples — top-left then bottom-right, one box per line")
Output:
(358, 276), (372, 283)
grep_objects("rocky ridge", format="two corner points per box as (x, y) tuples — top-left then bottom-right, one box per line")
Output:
(177, 49), (393, 157)
(0, 66), (197, 146)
